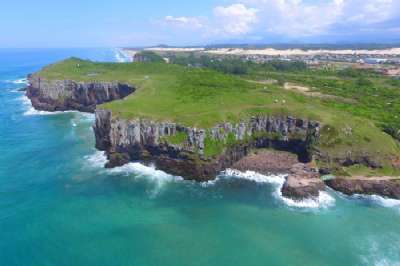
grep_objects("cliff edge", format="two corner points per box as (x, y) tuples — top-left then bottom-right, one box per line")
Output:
(26, 75), (135, 112)
(25, 58), (400, 200)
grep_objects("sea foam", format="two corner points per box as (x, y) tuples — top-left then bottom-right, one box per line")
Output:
(3, 78), (28, 85)
(114, 48), (132, 63)
(351, 194), (400, 210)
(84, 151), (108, 169)
(12, 78), (28, 84)
(108, 162), (183, 183)
(19, 95), (78, 116)
(84, 150), (182, 192)
(219, 169), (336, 209)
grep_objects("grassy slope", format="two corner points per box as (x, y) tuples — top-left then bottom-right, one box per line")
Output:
(37, 58), (400, 176)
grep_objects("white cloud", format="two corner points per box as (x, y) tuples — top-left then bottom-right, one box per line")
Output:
(243, 0), (345, 36)
(213, 4), (258, 35)
(242, 0), (399, 37)
(160, 0), (400, 40)
(346, 0), (395, 24)
(164, 16), (204, 29)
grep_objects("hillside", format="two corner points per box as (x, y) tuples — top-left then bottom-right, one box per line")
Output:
(34, 58), (400, 178)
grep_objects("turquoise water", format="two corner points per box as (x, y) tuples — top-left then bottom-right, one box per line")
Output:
(0, 48), (400, 266)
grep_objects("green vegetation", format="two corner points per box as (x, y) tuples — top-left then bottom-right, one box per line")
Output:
(204, 134), (225, 157)
(135, 51), (165, 63)
(36, 57), (400, 175)
(246, 64), (400, 142)
(161, 131), (187, 145)
(169, 54), (307, 75)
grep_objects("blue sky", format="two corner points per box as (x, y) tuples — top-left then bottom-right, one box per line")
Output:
(1, 0), (400, 47)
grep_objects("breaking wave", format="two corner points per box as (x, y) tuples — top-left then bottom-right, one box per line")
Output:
(84, 151), (108, 169)
(4, 78), (28, 84)
(12, 78), (28, 84)
(350, 194), (400, 211)
(113, 48), (132, 63)
(18, 95), (78, 116)
(218, 169), (335, 209)
(108, 162), (182, 182)
(83, 150), (182, 196)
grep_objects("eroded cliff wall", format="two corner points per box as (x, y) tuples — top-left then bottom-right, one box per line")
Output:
(26, 75), (135, 112)
(94, 109), (320, 180)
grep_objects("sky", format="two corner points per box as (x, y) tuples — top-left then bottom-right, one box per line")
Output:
(1, 0), (400, 48)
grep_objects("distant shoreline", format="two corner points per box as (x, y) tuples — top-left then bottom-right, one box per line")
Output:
(123, 47), (400, 56)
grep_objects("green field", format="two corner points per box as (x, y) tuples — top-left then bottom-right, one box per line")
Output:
(36, 58), (400, 176)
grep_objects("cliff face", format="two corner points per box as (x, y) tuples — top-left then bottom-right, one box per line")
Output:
(94, 109), (320, 181)
(26, 75), (135, 112)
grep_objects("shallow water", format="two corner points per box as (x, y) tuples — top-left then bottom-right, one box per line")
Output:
(0, 48), (399, 266)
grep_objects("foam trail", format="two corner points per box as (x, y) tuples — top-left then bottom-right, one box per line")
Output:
(351, 194), (400, 210)
(83, 150), (182, 193)
(3, 78), (28, 84)
(114, 48), (132, 63)
(19, 95), (78, 116)
(109, 162), (183, 183)
(84, 151), (108, 169)
(220, 169), (335, 209)
(13, 78), (28, 84)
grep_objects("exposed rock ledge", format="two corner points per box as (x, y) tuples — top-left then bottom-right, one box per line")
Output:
(282, 163), (325, 200)
(26, 75), (135, 112)
(232, 151), (326, 200)
(325, 177), (400, 199)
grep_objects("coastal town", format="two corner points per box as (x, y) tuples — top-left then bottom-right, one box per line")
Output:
(123, 46), (400, 77)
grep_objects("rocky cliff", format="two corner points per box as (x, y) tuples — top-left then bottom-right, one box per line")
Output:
(26, 75), (135, 112)
(94, 109), (320, 181)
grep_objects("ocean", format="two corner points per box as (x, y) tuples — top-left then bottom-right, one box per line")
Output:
(0, 48), (399, 266)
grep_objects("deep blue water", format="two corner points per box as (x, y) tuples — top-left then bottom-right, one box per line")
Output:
(0, 48), (400, 266)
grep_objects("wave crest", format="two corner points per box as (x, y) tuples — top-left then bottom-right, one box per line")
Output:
(114, 48), (132, 63)
(219, 169), (335, 209)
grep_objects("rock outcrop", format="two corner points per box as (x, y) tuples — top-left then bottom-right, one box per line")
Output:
(281, 163), (326, 200)
(325, 177), (400, 199)
(94, 109), (320, 181)
(231, 151), (326, 200)
(232, 150), (299, 174)
(26, 75), (135, 112)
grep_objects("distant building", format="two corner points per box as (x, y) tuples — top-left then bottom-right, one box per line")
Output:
(383, 68), (400, 77)
(364, 58), (388, 64)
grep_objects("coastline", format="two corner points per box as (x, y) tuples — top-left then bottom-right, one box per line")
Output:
(23, 56), (400, 202)
(125, 47), (400, 56)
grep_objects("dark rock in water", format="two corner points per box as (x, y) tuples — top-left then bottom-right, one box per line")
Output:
(325, 177), (400, 199)
(281, 163), (325, 200)
(26, 75), (135, 113)
(18, 87), (27, 92)
(319, 167), (331, 175)
(105, 152), (131, 168)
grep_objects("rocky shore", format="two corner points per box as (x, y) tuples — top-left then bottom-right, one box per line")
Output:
(326, 177), (400, 199)
(232, 151), (326, 200)
(281, 163), (325, 200)
(94, 109), (320, 181)
(24, 73), (400, 201)
(26, 75), (135, 112)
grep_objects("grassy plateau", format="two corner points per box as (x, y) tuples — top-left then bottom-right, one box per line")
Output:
(36, 57), (400, 176)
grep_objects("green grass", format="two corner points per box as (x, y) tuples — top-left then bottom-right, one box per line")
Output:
(161, 131), (187, 145)
(35, 58), (400, 175)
